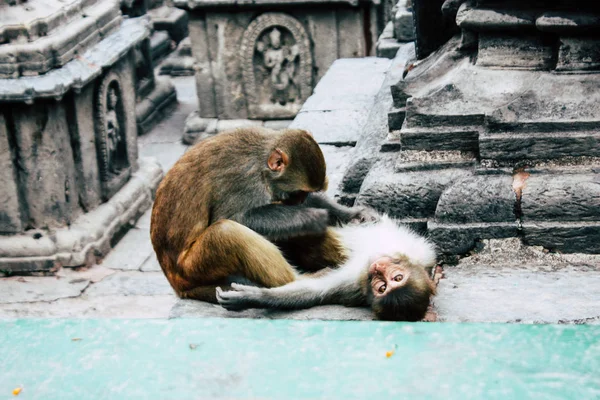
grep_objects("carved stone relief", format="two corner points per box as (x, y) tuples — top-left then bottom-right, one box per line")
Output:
(241, 13), (313, 119)
(95, 71), (131, 200)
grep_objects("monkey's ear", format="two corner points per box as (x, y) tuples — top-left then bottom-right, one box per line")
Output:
(267, 148), (289, 172)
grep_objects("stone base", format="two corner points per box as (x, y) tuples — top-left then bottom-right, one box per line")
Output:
(148, 5), (189, 44)
(0, 158), (163, 275)
(182, 111), (293, 144)
(136, 77), (178, 135)
(150, 31), (174, 63)
(158, 37), (195, 76)
(376, 21), (403, 59)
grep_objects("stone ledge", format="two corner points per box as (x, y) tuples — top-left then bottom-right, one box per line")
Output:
(522, 221), (600, 254)
(158, 37), (195, 76)
(173, 0), (368, 9)
(150, 31), (173, 63)
(136, 77), (178, 135)
(480, 131), (600, 162)
(395, 150), (477, 172)
(0, 17), (150, 102)
(149, 5), (189, 44)
(0, 1), (122, 78)
(435, 175), (515, 224)
(0, 157), (163, 274)
(182, 112), (294, 144)
(429, 221), (519, 255)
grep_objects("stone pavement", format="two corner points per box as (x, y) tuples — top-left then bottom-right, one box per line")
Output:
(1, 69), (599, 323)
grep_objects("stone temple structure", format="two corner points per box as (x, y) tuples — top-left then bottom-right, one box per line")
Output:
(177, 0), (395, 143)
(299, 0), (600, 257)
(0, 0), (163, 273)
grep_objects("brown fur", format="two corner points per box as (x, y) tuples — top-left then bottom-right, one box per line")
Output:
(276, 229), (348, 273)
(150, 127), (331, 300)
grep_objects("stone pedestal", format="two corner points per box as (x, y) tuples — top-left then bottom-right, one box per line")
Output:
(376, 0), (415, 59)
(335, 0), (600, 255)
(120, 1), (180, 135)
(0, 1), (163, 273)
(175, 0), (392, 143)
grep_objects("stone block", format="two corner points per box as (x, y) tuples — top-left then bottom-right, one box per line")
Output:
(150, 31), (173, 63)
(0, 113), (22, 233)
(69, 83), (102, 212)
(356, 163), (471, 219)
(522, 222), (600, 254)
(479, 131), (600, 162)
(557, 37), (600, 71)
(394, 8), (415, 41)
(188, 15), (217, 118)
(85, 271), (174, 297)
(0, 158), (163, 273)
(140, 255), (162, 272)
(216, 119), (263, 133)
(428, 221), (518, 255)
(398, 127), (479, 151)
(336, 8), (366, 58)
(521, 174), (600, 222)
(100, 228), (154, 271)
(11, 101), (80, 229)
(435, 264), (600, 323)
(263, 120), (293, 130)
(435, 175), (515, 224)
(0, 275), (90, 304)
(305, 11), (339, 83)
(291, 110), (363, 145)
(169, 299), (375, 320)
(387, 107), (405, 131)
(395, 150), (477, 172)
(477, 34), (555, 70)
(149, 5), (189, 43)
(136, 77), (178, 135)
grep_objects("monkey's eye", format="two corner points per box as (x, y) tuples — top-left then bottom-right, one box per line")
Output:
(378, 284), (386, 293)
(393, 274), (403, 282)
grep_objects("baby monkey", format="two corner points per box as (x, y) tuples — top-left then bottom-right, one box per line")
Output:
(217, 216), (437, 321)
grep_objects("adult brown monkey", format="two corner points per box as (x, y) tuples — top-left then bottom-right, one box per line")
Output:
(217, 216), (437, 321)
(150, 127), (371, 302)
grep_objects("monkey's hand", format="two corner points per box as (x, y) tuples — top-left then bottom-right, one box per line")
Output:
(347, 207), (380, 225)
(216, 284), (266, 311)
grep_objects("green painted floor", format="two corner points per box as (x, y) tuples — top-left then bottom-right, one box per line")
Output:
(1, 319), (599, 399)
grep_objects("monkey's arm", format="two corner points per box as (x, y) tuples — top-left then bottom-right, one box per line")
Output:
(304, 192), (379, 226)
(216, 267), (365, 311)
(233, 204), (329, 241)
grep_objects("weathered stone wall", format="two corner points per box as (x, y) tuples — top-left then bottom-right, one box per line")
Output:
(185, 5), (376, 121)
(0, 7), (164, 273)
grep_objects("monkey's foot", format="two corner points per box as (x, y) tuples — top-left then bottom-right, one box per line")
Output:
(216, 283), (265, 311)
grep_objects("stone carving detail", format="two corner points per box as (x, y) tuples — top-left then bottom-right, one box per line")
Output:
(241, 13), (312, 119)
(95, 71), (131, 199)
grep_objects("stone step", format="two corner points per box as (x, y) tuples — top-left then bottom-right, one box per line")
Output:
(394, 150), (478, 172)
(392, 126), (479, 151)
(480, 130), (600, 162)
(289, 57), (391, 145)
(436, 263), (600, 324)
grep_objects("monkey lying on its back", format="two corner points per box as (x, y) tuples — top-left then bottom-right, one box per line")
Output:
(217, 216), (437, 321)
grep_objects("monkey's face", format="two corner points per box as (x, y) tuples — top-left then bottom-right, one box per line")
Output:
(368, 256), (436, 321)
(367, 257), (411, 297)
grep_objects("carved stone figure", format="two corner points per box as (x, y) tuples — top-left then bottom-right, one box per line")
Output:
(241, 13), (313, 119)
(95, 72), (131, 200)
(256, 28), (300, 105)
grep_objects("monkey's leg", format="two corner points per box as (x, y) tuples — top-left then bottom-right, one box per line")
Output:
(177, 219), (297, 302)
(276, 228), (347, 272)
